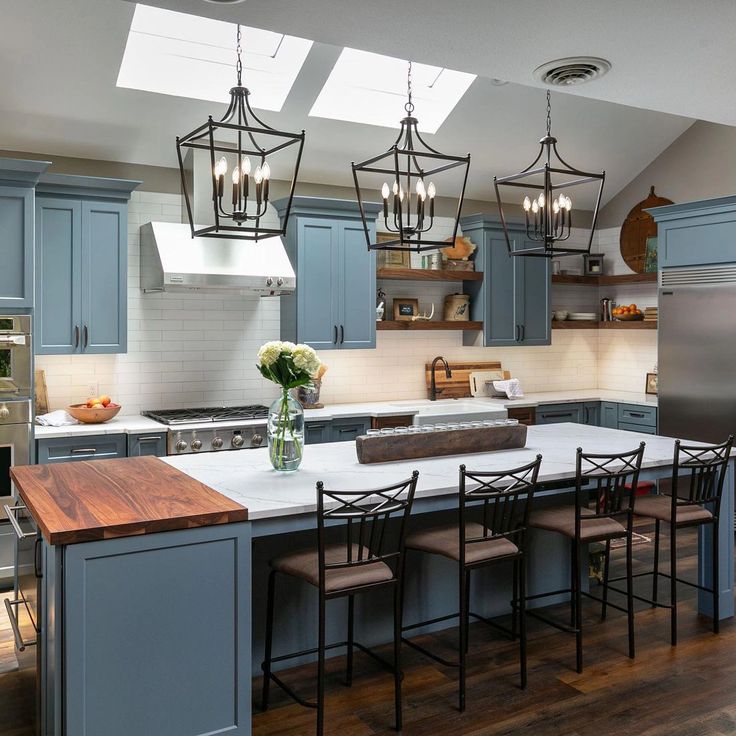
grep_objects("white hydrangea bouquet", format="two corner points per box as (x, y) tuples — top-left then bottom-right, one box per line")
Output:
(257, 341), (321, 471)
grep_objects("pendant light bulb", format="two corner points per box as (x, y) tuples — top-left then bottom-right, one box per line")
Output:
(427, 182), (436, 199)
(261, 162), (271, 180)
(531, 200), (539, 214)
(232, 166), (240, 184)
(399, 186), (405, 203)
(416, 179), (426, 200)
(241, 156), (251, 176)
(538, 193), (545, 208)
(392, 181), (399, 196)
(565, 195), (573, 211)
(523, 196), (531, 212)
(381, 182), (390, 199)
(215, 157), (227, 177)
(254, 166), (263, 185)
(552, 199), (560, 214)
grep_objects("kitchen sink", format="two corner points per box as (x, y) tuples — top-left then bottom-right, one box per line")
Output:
(390, 400), (508, 426)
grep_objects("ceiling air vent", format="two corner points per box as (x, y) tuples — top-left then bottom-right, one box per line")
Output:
(533, 57), (611, 87)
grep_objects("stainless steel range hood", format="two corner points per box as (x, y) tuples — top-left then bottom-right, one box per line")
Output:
(139, 221), (295, 295)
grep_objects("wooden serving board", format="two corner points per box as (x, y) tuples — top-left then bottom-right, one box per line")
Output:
(424, 361), (509, 399)
(356, 425), (527, 464)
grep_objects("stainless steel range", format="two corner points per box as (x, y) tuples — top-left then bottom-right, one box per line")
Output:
(141, 405), (269, 455)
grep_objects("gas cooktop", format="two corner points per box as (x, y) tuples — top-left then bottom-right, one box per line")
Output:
(142, 405), (269, 425)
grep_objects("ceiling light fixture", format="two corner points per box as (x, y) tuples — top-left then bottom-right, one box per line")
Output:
(351, 61), (470, 253)
(176, 23), (305, 240)
(493, 90), (605, 258)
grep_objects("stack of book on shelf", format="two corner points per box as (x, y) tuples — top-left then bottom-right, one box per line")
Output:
(644, 306), (658, 323)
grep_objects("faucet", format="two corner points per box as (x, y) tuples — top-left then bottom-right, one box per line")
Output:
(430, 356), (452, 401)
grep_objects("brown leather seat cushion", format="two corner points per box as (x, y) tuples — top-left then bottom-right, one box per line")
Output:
(406, 522), (519, 564)
(634, 495), (713, 524)
(529, 506), (626, 541)
(271, 543), (394, 593)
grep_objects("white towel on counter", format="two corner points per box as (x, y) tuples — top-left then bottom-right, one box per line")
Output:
(492, 379), (525, 400)
(35, 410), (80, 426)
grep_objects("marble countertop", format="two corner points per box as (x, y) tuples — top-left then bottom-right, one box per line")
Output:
(34, 415), (164, 439)
(163, 423), (677, 522)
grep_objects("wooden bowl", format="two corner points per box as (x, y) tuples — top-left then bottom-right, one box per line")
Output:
(614, 313), (644, 321)
(67, 403), (122, 424)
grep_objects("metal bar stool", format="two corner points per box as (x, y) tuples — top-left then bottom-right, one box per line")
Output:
(527, 443), (645, 673)
(402, 455), (542, 712)
(260, 471), (419, 736)
(607, 436), (733, 645)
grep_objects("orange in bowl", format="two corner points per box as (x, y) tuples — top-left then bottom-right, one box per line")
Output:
(68, 403), (122, 424)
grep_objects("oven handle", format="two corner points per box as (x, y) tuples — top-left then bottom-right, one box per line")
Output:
(4, 598), (36, 651)
(3, 504), (35, 540)
(0, 335), (26, 345)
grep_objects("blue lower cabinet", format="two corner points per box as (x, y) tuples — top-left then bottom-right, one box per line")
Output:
(37, 434), (127, 464)
(127, 433), (166, 457)
(582, 402), (600, 426)
(618, 403), (657, 429)
(305, 421), (331, 445)
(600, 401), (618, 429)
(536, 403), (584, 425)
(305, 417), (371, 444)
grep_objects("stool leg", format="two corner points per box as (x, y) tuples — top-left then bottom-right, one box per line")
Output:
(601, 540), (611, 621)
(652, 519), (660, 606)
(346, 595), (354, 687)
(465, 569), (471, 654)
(459, 563), (467, 712)
(670, 521), (678, 646)
(570, 539), (578, 630)
(317, 595), (326, 736)
(573, 541), (583, 674)
(626, 531), (635, 659)
(511, 558), (519, 641)
(261, 570), (276, 712)
(519, 554), (528, 690)
(712, 520), (720, 635)
(393, 585), (403, 732)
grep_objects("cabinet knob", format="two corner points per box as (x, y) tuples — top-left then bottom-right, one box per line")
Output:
(0, 405), (9, 420)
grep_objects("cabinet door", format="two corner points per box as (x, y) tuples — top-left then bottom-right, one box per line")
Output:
(296, 219), (340, 350)
(600, 401), (618, 429)
(331, 417), (370, 442)
(582, 402), (600, 426)
(36, 198), (83, 354)
(80, 201), (127, 354)
(536, 403), (583, 425)
(37, 434), (127, 463)
(0, 186), (33, 308)
(305, 422), (331, 445)
(127, 433), (166, 457)
(483, 230), (518, 346)
(515, 236), (551, 345)
(338, 221), (376, 349)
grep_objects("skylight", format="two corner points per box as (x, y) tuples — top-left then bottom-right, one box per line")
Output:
(309, 48), (475, 134)
(117, 4), (313, 111)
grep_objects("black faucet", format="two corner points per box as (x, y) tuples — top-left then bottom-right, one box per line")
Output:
(430, 356), (452, 401)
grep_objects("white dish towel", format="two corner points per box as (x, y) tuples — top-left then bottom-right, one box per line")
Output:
(35, 410), (80, 427)
(492, 379), (525, 400)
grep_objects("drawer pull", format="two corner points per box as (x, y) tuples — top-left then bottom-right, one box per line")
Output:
(137, 436), (163, 443)
(4, 598), (36, 652)
(70, 447), (97, 455)
(627, 411), (646, 418)
(542, 412), (574, 419)
(3, 504), (34, 540)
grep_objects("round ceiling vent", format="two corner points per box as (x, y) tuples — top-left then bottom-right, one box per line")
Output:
(533, 57), (612, 87)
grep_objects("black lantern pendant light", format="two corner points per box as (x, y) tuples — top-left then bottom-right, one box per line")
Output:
(493, 91), (605, 257)
(352, 62), (470, 253)
(176, 24), (305, 240)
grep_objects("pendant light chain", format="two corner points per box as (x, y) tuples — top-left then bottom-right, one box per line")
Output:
(236, 24), (243, 87)
(404, 61), (414, 115)
(546, 90), (552, 136)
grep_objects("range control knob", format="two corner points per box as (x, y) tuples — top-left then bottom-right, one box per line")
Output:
(175, 439), (188, 453)
(211, 437), (224, 450)
(191, 439), (203, 451)
(266, 277), (274, 287)
(0, 405), (9, 420)
(276, 278), (284, 287)
(231, 435), (245, 448)
(251, 433), (263, 447)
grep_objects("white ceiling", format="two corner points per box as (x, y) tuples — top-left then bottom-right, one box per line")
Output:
(0, 0), (708, 206)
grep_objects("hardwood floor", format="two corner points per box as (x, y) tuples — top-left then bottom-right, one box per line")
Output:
(0, 524), (732, 736)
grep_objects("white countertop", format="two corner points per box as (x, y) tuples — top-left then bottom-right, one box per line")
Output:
(163, 423), (677, 522)
(32, 390), (657, 439)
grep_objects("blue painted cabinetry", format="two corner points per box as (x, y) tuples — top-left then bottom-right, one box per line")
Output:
(127, 432), (167, 457)
(305, 416), (371, 444)
(275, 197), (381, 350)
(0, 158), (50, 308)
(35, 174), (139, 355)
(460, 215), (550, 346)
(37, 434), (127, 464)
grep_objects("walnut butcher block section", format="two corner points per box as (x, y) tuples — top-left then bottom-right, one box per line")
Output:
(10, 456), (248, 545)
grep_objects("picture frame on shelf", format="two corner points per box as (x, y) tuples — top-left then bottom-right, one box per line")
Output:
(392, 297), (420, 321)
(583, 253), (605, 276)
(645, 372), (658, 395)
(377, 233), (411, 269)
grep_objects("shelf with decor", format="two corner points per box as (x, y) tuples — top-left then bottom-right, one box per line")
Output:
(552, 273), (657, 286)
(376, 320), (483, 331)
(377, 267), (483, 282)
(551, 320), (657, 330)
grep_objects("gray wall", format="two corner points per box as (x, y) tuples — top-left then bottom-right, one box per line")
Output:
(599, 121), (736, 228)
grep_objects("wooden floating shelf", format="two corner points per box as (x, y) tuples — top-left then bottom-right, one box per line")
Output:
(377, 267), (483, 282)
(377, 320), (483, 331)
(552, 320), (657, 330)
(552, 273), (657, 286)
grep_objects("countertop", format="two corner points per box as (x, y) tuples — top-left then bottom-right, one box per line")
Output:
(10, 456), (248, 545)
(32, 390), (657, 439)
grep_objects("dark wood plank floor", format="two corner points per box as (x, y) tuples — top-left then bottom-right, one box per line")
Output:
(1, 524), (732, 736)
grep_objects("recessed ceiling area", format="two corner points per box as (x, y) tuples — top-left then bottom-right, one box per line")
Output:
(0, 0), (702, 208)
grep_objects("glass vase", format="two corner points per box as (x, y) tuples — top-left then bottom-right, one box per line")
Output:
(267, 389), (305, 472)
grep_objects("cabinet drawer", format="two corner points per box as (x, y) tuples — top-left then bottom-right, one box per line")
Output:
(536, 403), (583, 425)
(618, 422), (656, 435)
(127, 433), (166, 457)
(37, 434), (127, 463)
(331, 417), (371, 442)
(305, 422), (331, 445)
(617, 404), (657, 428)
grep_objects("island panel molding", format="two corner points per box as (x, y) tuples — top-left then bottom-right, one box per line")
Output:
(11, 456), (248, 545)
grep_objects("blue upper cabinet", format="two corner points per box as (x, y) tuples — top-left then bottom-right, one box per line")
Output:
(461, 215), (550, 347)
(35, 174), (139, 355)
(0, 158), (50, 309)
(275, 197), (380, 350)
(648, 196), (736, 269)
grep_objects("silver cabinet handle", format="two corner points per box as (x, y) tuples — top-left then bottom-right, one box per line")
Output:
(70, 447), (97, 455)
(4, 598), (36, 651)
(3, 504), (33, 540)
(0, 335), (26, 345)
(83, 325), (89, 349)
(137, 436), (163, 443)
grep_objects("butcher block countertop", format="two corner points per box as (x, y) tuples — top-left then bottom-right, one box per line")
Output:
(10, 456), (249, 546)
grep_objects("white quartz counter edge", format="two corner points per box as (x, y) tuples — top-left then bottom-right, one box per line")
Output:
(34, 416), (166, 439)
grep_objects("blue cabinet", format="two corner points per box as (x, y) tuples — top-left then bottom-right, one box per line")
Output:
(536, 403), (585, 425)
(305, 416), (371, 444)
(600, 401), (618, 429)
(0, 158), (50, 308)
(37, 434), (127, 464)
(35, 175), (139, 355)
(460, 215), (550, 346)
(128, 433), (166, 457)
(275, 197), (381, 350)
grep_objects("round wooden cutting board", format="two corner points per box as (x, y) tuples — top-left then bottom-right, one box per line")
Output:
(619, 186), (673, 273)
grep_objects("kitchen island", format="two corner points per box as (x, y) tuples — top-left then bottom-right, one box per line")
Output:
(10, 424), (733, 736)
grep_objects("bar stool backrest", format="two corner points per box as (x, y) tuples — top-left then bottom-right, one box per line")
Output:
(671, 436), (734, 517)
(575, 443), (646, 531)
(316, 471), (419, 590)
(459, 455), (543, 561)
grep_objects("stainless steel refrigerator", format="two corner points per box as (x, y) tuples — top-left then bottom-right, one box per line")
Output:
(659, 265), (736, 442)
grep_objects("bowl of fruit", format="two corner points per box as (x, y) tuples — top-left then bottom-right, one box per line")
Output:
(612, 303), (644, 321)
(67, 395), (121, 424)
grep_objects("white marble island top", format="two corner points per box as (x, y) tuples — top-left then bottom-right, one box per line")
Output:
(163, 423), (683, 522)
